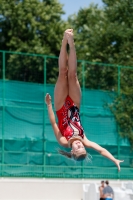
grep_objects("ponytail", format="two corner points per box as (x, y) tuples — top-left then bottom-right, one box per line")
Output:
(58, 148), (72, 159)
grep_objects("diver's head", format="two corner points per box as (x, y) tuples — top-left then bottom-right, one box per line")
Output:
(71, 140), (87, 161)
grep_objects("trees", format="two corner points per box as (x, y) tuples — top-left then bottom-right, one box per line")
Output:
(103, 0), (133, 66)
(0, 0), (68, 82)
(103, 0), (133, 146)
(0, 0), (67, 54)
(68, 0), (133, 66)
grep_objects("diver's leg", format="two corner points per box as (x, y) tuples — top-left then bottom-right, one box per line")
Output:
(54, 30), (70, 111)
(67, 30), (81, 108)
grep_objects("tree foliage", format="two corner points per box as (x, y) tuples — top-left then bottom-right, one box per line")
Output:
(103, 0), (133, 147)
(110, 92), (133, 148)
(68, 0), (133, 66)
(0, 0), (68, 82)
(0, 0), (67, 54)
(103, 0), (133, 66)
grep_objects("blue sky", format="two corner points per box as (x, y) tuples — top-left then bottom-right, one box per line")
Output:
(59, 0), (104, 20)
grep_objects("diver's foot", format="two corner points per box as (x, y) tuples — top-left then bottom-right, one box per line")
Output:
(65, 29), (75, 48)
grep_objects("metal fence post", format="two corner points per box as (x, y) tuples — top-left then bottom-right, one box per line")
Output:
(2, 51), (5, 176)
(81, 61), (85, 177)
(117, 66), (121, 178)
(43, 56), (47, 177)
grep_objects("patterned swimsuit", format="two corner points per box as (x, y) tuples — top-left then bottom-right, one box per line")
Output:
(56, 96), (84, 141)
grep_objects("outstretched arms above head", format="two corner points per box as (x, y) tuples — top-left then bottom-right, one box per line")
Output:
(45, 93), (68, 147)
(83, 136), (124, 171)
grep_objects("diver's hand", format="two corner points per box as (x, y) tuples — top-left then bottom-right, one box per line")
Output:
(45, 93), (52, 106)
(115, 159), (124, 171)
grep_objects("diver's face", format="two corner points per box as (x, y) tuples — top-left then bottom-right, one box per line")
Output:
(71, 140), (85, 154)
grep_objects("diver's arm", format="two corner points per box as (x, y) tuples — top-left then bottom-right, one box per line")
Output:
(45, 93), (68, 147)
(83, 136), (124, 171)
(46, 101), (56, 125)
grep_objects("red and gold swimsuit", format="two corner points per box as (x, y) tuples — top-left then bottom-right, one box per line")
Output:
(56, 96), (84, 141)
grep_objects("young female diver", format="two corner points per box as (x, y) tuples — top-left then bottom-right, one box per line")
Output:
(45, 29), (123, 170)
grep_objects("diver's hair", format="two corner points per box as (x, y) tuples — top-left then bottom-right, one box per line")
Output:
(58, 149), (72, 159)
(57, 148), (90, 162)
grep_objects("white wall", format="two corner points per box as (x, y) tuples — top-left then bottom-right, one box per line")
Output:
(0, 178), (129, 200)
(0, 178), (85, 200)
